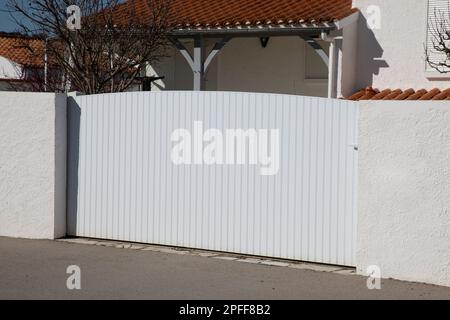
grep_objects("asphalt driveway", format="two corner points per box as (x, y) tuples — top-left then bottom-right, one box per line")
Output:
(0, 237), (449, 300)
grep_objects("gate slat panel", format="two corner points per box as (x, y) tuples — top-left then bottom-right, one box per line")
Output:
(67, 91), (358, 266)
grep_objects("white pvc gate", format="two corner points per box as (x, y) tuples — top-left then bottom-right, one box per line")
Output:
(67, 91), (358, 266)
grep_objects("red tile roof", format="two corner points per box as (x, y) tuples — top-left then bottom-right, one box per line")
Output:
(347, 87), (450, 101)
(0, 33), (45, 68)
(114, 0), (358, 29)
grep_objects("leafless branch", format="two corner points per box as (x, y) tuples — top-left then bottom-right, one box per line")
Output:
(6, 0), (171, 94)
(425, 3), (450, 73)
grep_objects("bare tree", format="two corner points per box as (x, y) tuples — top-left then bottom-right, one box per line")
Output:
(426, 2), (450, 73)
(6, 0), (171, 94)
(4, 34), (67, 92)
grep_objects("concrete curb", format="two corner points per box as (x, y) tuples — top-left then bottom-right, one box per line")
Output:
(58, 237), (356, 276)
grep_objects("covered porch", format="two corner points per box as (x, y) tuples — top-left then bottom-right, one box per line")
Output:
(141, 0), (359, 98)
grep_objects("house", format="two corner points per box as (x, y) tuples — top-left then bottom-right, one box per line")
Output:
(115, 0), (450, 100)
(0, 31), (161, 93)
(115, 0), (358, 98)
(3, 0), (449, 99)
(0, 32), (47, 91)
(348, 0), (450, 100)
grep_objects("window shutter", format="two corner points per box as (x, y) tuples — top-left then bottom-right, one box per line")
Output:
(426, 0), (450, 72)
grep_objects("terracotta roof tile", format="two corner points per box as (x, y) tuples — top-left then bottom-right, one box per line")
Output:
(419, 88), (441, 100)
(347, 90), (366, 100)
(382, 89), (402, 100)
(406, 89), (428, 100)
(393, 89), (415, 100)
(347, 87), (450, 101)
(432, 88), (450, 100)
(0, 33), (45, 68)
(371, 89), (392, 100)
(348, 87), (378, 100)
(114, 0), (357, 29)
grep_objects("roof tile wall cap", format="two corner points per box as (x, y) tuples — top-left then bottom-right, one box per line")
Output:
(347, 87), (450, 100)
(432, 88), (450, 100)
(371, 89), (392, 100)
(392, 88), (415, 100)
(347, 86), (378, 100)
(360, 91), (378, 100)
(382, 89), (403, 100)
(405, 89), (428, 100)
(347, 91), (365, 100)
(418, 88), (441, 100)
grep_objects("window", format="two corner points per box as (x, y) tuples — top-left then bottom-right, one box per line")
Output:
(426, 0), (450, 72)
(304, 40), (329, 80)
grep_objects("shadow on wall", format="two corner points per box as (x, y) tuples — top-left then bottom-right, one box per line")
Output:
(147, 60), (171, 91)
(66, 96), (80, 236)
(356, 14), (389, 89)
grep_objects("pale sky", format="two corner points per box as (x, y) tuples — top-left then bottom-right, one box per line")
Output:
(0, 0), (37, 33)
(0, 0), (21, 32)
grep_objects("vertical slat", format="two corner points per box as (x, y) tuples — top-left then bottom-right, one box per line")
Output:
(67, 91), (358, 266)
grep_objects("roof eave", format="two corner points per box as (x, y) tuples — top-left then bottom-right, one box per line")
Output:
(166, 24), (337, 38)
(334, 11), (359, 30)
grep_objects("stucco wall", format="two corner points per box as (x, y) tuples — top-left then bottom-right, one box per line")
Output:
(148, 41), (219, 92)
(142, 0), (450, 94)
(340, 18), (358, 97)
(217, 37), (328, 96)
(357, 100), (450, 287)
(353, 0), (450, 90)
(0, 92), (67, 239)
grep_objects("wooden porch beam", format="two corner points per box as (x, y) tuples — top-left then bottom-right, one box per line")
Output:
(169, 36), (231, 91)
(204, 37), (231, 71)
(300, 36), (329, 67)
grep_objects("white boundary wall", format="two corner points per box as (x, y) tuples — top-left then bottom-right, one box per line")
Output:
(0, 91), (449, 287)
(0, 92), (66, 239)
(357, 101), (450, 287)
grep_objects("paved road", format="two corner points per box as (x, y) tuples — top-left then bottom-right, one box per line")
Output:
(0, 237), (449, 299)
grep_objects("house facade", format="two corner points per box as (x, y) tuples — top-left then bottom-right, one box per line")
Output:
(2, 0), (449, 98)
(0, 33), (47, 91)
(134, 0), (358, 98)
(351, 0), (450, 98)
(137, 0), (450, 99)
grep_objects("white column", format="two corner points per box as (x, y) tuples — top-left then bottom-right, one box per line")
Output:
(193, 37), (204, 91)
(327, 37), (343, 98)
